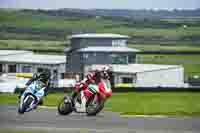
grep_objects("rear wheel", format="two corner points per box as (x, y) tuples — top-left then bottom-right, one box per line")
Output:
(86, 94), (104, 116)
(57, 96), (73, 115)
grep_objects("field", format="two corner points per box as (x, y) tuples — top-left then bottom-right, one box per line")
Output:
(1, 39), (200, 52)
(0, 129), (49, 133)
(0, 40), (66, 51)
(1, 9), (200, 42)
(1, 92), (200, 116)
(129, 44), (200, 52)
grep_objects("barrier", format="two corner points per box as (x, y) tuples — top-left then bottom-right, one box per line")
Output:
(47, 87), (200, 93)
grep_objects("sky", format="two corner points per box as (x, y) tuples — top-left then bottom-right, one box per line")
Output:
(0, 0), (200, 10)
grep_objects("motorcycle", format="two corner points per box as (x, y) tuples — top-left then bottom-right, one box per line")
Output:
(57, 79), (112, 116)
(18, 80), (46, 114)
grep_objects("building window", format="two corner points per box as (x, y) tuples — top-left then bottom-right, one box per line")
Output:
(83, 53), (89, 60)
(8, 64), (16, 73)
(0, 64), (2, 72)
(122, 77), (133, 83)
(111, 54), (128, 64)
(22, 66), (32, 73)
(60, 73), (65, 79)
(128, 55), (136, 63)
(66, 55), (68, 64)
(66, 54), (70, 64)
(80, 39), (88, 46)
(53, 70), (58, 80)
(112, 40), (126, 47)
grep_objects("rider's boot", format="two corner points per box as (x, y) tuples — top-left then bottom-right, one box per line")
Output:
(76, 91), (86, 112)
(71, 91), (78, 107)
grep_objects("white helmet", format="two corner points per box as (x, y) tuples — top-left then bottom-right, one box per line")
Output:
(101, 65), (113, 79)
(102, 65), (112, 72)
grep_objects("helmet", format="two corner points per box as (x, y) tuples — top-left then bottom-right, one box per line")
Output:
(102, 65), (113, 74)
(39, 70), (51, 82)
(101, 65), (113, 79)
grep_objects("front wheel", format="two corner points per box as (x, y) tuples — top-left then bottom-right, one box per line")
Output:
(18, 104), (25, 114)
(86, 94), (105, 116)
(57, 96), (73, 115)
(18, 94), (35, 114)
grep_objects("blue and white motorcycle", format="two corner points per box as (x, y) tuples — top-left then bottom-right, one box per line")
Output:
(18, 80), (46, 114)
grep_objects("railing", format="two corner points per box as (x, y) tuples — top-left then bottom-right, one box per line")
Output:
(47, 86), (200, 93)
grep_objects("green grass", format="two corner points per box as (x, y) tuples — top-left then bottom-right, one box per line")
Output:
(1, 40), (200, 52)
(0, 39), (66, 51)
(100, 26), (200, 38)
(1, 92), (200, 116)
(105, 92), (200, 116)
(0, 129), (49, 133)
(1, 10), (200, 39)
(129, 44), (200, 52)
(0, 10), (119, 31)
(0, 93), (64, 105)
(0, 128), (77, 133)
(0, 128), (89, 133)
(0, 93), (18, 105)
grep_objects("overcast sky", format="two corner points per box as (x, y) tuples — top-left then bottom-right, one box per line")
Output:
(1, 0), (200, 10)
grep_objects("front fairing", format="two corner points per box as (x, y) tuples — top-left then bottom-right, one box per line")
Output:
(19, 81), (45, 112)
(98, 79), (112, 98)
(99, 79), (112, 91)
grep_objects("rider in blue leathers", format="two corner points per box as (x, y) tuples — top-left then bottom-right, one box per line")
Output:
(19, 70), (51, 100)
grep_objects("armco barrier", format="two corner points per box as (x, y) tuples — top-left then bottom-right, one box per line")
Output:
(48, 87), (200, 93)
(113, 87), (200, 92)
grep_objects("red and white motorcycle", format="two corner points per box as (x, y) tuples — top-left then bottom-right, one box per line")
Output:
(57, 79), (112, 116)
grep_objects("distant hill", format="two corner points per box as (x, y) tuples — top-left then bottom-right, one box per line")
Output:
(0, 8), (200, 44)
(22, 8), (200, 19)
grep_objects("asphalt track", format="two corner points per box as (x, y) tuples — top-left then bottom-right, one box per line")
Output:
(0, 105), (200, 133)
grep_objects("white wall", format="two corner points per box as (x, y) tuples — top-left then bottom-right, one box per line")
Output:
(136, 67), (184, 87)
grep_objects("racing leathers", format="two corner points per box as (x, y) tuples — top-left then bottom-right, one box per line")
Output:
(72, 70), (101, 99)
(72, 69), (111, 100)
(19, 72), (51, 98)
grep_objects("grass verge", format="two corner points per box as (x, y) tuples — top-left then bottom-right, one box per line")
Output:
(0, 129), (48, 133)
(0, 128), (80, 133)
(1, 92), (200, 116)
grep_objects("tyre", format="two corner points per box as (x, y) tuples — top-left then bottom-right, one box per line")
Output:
(18, 105), (25, 114)
(18, 95), (34, 114)
(57, 96), (73, 115)
(86, 94), (105, 116)
(38, 98), (43, 105)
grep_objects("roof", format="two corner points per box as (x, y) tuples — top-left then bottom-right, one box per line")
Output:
(0, 52), (66, 65)
(69, 33), (129, 39)
(77, 47), (140, 53)
(0, 50), (33, 56)
(64, 47), (72, 52)
(87, 64), (182, 74)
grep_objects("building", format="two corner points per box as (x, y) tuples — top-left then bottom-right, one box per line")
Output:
(65, 33), (186, 87)
(0, 50), (66, 89)
(65, 33), (140, 78)
(85, 64), (185, 87)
